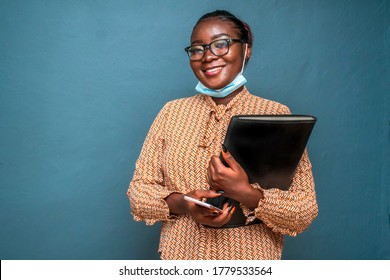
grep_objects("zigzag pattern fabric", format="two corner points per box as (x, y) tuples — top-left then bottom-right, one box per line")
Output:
(127, 87), (318, 260)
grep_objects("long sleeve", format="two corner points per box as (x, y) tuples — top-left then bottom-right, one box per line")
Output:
(252, 149), (318, 236)
(127, 104), (173, 225)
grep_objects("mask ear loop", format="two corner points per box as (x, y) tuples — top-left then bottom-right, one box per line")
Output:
(240, 43), (248, 74)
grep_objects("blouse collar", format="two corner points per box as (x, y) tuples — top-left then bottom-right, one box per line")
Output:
(198, 87), (250, 147)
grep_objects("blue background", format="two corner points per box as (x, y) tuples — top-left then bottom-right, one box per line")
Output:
(0, 0), (389, 260)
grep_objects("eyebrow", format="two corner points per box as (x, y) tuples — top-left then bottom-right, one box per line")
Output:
(191, 33), (232, 45)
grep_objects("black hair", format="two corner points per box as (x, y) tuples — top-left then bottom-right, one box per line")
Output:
(194, 10), (253, 47)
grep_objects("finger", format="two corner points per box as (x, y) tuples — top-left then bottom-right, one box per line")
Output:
(229, 206), (236, 216)
(207, 158), (222, 190)
(190, 189), (222, 199)
(223, 204), (237, 220)
(207, 156), (218, 176)
(196, 205), (220, 217)
(215, 202), (232, 218)
(206, 161), (213, 182)
(209, 203), (235, 227)
(221, 145), (243, 172)
(203, 208), (222, 217)
(208, 155), (226, 180)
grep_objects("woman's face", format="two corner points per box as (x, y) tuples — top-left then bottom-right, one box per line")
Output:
(189, 18), (250, 90)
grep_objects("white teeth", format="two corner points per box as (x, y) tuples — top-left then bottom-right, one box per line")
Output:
(205, 67), (222, 73)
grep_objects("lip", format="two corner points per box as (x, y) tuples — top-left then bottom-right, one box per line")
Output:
(202, 66), (224, 76)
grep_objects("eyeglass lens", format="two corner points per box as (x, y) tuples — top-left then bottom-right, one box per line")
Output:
(187, 39), (230, 60)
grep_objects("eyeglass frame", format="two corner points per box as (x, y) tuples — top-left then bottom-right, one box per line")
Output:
(184, 38), (246, 61)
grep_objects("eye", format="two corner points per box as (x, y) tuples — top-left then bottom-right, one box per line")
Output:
(212, 40), (229, 49)
(189, 46), (204, 54)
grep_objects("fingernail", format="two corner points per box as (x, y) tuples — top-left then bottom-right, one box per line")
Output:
(216, 190), (224, 194)
(222, 144), (228, 153)
(230, 206), (236, 215)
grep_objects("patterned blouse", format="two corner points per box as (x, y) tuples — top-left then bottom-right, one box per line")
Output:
(127, 87), (318, 260)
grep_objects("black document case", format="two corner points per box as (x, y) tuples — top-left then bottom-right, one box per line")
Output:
(221, 114), (316, 190)
(205, 114), (316, 228)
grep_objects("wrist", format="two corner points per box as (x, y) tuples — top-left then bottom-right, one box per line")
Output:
(165, 192), (188, 215)
(238, 183), (263, 210)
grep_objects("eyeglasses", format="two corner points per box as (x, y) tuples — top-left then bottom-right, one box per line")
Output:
(184, 38), (245, 61)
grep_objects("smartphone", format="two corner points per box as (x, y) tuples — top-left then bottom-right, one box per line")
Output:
(183, 195), (223, 213)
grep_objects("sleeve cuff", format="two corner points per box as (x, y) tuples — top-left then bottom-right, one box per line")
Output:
(240, 183), (264, 225)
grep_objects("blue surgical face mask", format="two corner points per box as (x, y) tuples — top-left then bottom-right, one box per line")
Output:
(195, 44), (248, 98)
(195, 73), (247, 98)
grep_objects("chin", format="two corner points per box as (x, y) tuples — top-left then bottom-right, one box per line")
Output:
(200, 76), (235, 90)
(200, 80), (226, 90)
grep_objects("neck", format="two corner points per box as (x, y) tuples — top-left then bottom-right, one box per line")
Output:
(212, 85), (244, 105)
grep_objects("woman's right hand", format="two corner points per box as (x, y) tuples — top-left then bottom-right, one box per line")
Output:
(183, 190), (236, 227)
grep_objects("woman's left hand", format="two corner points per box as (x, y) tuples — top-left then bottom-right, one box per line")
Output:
(207, 147), (263, 209)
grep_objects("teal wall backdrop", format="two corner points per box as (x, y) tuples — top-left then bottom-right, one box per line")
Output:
(0, 0), (389, 260)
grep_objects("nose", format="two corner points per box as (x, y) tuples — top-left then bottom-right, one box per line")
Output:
(202, 46), (217, 62)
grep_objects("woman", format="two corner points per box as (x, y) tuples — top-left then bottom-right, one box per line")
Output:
(127, 10), (318, 260)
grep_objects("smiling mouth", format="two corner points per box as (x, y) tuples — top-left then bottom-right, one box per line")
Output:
(203, 66), (223, 76)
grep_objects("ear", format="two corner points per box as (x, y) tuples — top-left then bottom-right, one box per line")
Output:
(245, 44), (252, 63)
